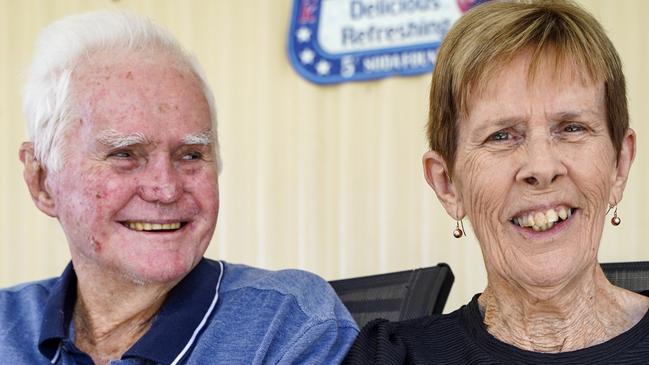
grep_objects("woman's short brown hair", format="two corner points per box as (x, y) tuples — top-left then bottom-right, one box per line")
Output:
(428, 0), (627, 176)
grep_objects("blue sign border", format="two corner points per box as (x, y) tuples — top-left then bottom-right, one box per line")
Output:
(287, 0), (485, 85)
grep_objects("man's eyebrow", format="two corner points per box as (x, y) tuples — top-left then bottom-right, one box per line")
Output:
(96, 129), (150, 148)
(182, 129), (215, 145)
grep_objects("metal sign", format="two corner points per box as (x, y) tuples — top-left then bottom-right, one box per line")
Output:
(288, 0), (486, 85)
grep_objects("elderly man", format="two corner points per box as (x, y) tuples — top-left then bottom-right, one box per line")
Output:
(0, 11), (358, 364)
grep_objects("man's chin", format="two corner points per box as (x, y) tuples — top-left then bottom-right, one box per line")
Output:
(117, 258), (199, 286)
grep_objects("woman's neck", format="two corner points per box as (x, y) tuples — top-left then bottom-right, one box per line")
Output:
(478, 265), (649, 352)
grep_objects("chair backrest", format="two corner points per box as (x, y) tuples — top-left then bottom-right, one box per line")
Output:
(329, 264), (454, 328)
(601, 261), (649, 293)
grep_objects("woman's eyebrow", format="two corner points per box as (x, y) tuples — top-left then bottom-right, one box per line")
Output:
(474, 115), (525, 129)
(551, 110), (599, 120)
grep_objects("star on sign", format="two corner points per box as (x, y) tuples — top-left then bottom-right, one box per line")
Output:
(315, 60), (331, 75)
(299, 48), (315, 65)
(296, 27), (312, 43)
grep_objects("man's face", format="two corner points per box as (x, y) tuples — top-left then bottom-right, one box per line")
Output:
(46, 55), (219, 284)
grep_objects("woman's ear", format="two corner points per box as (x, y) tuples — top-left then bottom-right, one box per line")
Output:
(609, 128), (636, 206)
(423, 150), (465, 219)
(19, 142), (57, 217)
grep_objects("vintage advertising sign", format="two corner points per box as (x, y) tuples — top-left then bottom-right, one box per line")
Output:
(288, 0), (486, 84)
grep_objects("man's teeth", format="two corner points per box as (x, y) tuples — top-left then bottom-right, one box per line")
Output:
(513, 207), (572, 232)
(126, 222), (182, 231)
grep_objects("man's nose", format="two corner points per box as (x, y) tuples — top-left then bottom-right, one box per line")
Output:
(137, 158), (183, 203)
(515, 137), (567, 188)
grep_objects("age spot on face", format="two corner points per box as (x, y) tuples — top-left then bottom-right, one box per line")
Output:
(91, 237), (102, 252)
(158, 103), (170, 113)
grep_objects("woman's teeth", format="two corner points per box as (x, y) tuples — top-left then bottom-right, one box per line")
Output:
(512, 207), (573, 232)
(125, 222), (182, 231)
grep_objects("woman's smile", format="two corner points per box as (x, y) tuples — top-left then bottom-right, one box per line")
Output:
(510, 205), (576, 232)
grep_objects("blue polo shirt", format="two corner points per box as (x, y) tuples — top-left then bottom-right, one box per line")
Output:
(0, 259), (358, 364)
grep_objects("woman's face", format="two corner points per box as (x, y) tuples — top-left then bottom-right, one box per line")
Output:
(427, 52), (635, 293)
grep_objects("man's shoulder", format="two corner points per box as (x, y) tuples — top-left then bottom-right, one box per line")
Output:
(0, 277), (60, 357)
(219, 261), (332, 294)
(217, 260), (351, 323)
(189, 260), (357, 364)
(0, 277), (59, 327)
(0, 277), (58, 304)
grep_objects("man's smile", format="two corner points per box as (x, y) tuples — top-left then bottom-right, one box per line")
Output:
(121, 221), (187, 232)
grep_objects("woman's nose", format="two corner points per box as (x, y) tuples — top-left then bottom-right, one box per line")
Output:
(137, 158), (183, 203)
(516, 138), (567, 187)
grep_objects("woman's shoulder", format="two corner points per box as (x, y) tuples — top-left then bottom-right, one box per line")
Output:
(343, 309), (467, 365)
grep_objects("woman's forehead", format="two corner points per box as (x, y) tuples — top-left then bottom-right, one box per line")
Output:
(462, 50), (602, 117)
(455, 47), (603, 117)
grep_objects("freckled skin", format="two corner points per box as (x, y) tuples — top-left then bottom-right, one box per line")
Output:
(435, 51), (646, 351)
(454, 52), (617, 290)
(46, 55), (219, 285)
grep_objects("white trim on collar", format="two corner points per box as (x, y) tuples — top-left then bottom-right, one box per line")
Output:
(170, 260), (224, 365)
(50, 342), (62, 364)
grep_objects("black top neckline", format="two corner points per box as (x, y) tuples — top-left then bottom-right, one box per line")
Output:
(460, 293), (649, 364)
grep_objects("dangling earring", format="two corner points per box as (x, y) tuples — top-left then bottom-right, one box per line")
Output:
(610, 205), (621, 226)
(453, 220), (465, 238)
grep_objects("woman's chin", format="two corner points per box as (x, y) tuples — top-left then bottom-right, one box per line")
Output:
(508, 255), (591, 294)
(525, 270), (576, 290)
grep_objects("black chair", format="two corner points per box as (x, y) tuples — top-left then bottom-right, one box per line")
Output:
(329, 264), (454, 328)
(601, 261), (649, 293)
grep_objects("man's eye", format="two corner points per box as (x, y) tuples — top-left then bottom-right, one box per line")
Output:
(109, 150), (133, 158)
(487, 131), (510, 142)
(182, 151), (203, 161)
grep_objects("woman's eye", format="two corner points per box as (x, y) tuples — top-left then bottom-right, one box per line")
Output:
(564, 123), (585, 133)
(487, 131), (510, 142)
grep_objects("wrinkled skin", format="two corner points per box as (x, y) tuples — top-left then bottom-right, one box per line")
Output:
(48, 56), (219, 285)
(20, 52), (220, 362)
(424, 51), (646, 351)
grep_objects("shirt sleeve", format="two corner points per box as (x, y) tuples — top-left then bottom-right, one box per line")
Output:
(343, 318), (407, 365)
(276, 317), (359, 365)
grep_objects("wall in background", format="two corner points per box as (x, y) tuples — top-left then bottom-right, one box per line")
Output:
(1, 0), (648, 312)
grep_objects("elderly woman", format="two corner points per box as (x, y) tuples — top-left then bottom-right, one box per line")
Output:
(345, 0), (649, 364)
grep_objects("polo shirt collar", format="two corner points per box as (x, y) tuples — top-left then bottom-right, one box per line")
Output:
(38, 262), (76, 362)
(38, 258), (224, 365)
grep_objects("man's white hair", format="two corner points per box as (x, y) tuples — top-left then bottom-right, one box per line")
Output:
(23, 11), (221, 173)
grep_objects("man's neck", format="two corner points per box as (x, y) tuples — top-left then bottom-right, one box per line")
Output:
(71, 262), (179, 365)
(478, 265), (649, 353)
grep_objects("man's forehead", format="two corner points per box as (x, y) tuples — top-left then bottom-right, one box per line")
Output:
(76, 47), (191, 76)
(71, 51), (198, 107)
(69, 53), (212, 141)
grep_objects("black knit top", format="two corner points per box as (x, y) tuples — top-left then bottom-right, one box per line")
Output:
(344, 294), (649, 364)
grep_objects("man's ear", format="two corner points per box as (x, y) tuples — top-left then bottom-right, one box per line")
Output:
(609, 128), (636, 206)
(19, 142), (57, 217)
(423, 150), (465, 219)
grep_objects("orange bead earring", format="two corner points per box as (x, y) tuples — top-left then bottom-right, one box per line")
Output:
(610, 205), (621, 226)
(453, 220), (466, 238)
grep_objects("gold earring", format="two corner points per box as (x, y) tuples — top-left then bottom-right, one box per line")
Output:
(610, 205), (621, 226)
(453, 220), (465, 238)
